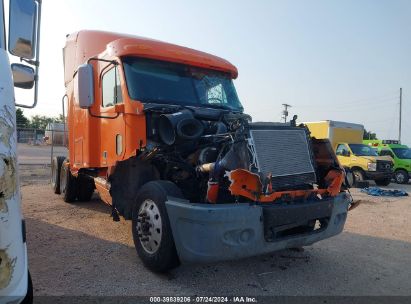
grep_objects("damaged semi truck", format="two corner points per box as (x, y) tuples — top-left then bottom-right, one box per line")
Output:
(51, 30), (352, 272)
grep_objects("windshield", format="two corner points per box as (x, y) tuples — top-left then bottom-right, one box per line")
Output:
(392, 148), (411, 159)
(122, 57), (243, 111)
(348, 144), (378, 156)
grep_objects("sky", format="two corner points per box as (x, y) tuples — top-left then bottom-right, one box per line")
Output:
(10, 0), (411, 145)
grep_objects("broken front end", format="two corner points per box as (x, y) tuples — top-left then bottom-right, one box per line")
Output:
(139, 109), (351, 263)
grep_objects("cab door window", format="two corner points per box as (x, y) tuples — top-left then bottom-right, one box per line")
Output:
(380, 149), (394, 158)
(102, 66), (123, 107)
(336, 144), (349, 156)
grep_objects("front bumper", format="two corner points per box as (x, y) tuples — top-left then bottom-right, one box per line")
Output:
(364, 171), (393, 180)
(166, 193), (350, 264)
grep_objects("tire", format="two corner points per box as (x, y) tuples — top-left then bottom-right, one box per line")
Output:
(352, 169), (364, 184)
(344, 168), (354, 188)
(354, 180), (370, 189)
(51, 156), (65, 194)
(60, 160), (78, 202)
(21, 271), (33, 304)
(394, 170), (409, 184)
(375, 178), (391, 186)
(77, 174), (95, 201)
(132, 181), (183, 273)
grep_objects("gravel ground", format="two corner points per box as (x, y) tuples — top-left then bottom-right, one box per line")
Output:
(19, 164), (51, 186)
(21, 182), (411, 296)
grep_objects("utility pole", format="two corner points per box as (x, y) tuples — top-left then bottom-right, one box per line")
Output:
(282, 103), (292, 123)
(399, 88), (402, 142)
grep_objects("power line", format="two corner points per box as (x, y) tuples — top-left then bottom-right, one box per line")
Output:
(295, 96), (398, 110)
(324, 102), (396, 112)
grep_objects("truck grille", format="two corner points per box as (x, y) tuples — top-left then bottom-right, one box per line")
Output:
(377, 160), (393, 172)
(249, 127), (317, 189)
(263, 199), (332, 241)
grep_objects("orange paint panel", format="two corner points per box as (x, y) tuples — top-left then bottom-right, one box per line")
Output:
(64, 30), (238, 86)
(227, 169), (345, 203)
(74, 138), (83, 166)
(226, 169), (262, 201)
(324, 169), (345, 197)
(106, 38), (238, 78)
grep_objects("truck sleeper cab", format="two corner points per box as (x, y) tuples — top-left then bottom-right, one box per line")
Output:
(52, 30), (351, 272)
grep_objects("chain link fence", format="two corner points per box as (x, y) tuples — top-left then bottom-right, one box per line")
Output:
(17, 128), (45, 145)
(17, 127), (68, 185)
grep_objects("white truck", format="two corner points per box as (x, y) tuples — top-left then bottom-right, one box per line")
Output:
(0, 0), (41, 303)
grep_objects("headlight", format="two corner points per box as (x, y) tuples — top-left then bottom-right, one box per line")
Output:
(367, 162), (377, 171)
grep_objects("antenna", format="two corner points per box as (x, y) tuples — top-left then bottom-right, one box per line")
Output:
(399, 88), (402, 143)
(282, 103), (292, 123)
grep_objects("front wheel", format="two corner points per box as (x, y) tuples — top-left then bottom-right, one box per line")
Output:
(60, 160), (78, 202)
(344, 169), (355, 188)
(352, 169), (364, 184)
(51, 156), (65, 194)
(394, 170), (409, 184)
(77, 174), (95, 201)
(132, 181), (182, 273)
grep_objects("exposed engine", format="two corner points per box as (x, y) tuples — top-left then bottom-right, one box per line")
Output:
(138, 105), (343, 204)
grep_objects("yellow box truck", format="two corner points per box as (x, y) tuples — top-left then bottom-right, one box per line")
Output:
(305, 121), (393, 186)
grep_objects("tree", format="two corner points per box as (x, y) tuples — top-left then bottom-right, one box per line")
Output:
(27, 114), (65, 130)
(29, 115), (55, 130)
(15, 108), (30, 128)
(54, 114), (65, 123)
(363, 129), (377, 140)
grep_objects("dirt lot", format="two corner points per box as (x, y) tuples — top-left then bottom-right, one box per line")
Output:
(20, 179), (411, 296)
(17, 143), (67, 165)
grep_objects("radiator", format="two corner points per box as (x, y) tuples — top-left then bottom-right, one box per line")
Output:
(249, 127), (317, 189)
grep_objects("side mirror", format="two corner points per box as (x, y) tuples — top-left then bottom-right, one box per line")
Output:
(343, 150), (350, 157)
(10, 0), (42, 109)
(75, 64), (94, 109)
(11, 63), (35, 89)
(8, 0), (38, 59)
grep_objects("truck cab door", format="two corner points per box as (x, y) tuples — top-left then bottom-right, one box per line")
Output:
(99, 65), (125, 166)
(335, 144), (351, 167)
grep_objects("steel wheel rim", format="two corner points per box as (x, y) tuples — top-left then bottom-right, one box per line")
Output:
(396, 172), (405, 183)
(353, 171), (363, 181)
(137, 199), (162, 254)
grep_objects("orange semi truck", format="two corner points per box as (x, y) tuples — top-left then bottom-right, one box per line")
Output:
(51, 30), (352, 272)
